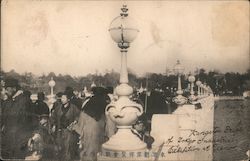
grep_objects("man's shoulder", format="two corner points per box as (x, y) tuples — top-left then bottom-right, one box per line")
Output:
(14, 93), (29, 102)
(53, 104), (62, 113)
(39, 101), (49, 107)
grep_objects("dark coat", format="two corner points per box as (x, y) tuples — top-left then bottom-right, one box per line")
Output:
(34, 100), (49, 116)
(51, 103), (80, 130)
(1, 92), (34, 159)
(51, 103), (80, 161)
(83, 94), (110, 121)
(51, 100), (61, 115)
(70, 96), (83, 110)
(139, 91), (168, 120)
(32, 124), (57, 159)
(28, 101), (39, 127)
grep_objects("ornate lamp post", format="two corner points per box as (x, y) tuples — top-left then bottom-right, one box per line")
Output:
(172, 60), (187, 106)
(204, 85), (208, 96)
(102, 5), (145, 151)
(196, 80), (202, 97)
(188, 75), (196, 101)
(48, 77), (55, 97)
(200, 84), (204, 96)
(47, 77), (56, 107)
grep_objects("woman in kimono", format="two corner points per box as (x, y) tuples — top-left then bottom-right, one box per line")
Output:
(51, 92), (80, 161)
(73, 87), (110, 161)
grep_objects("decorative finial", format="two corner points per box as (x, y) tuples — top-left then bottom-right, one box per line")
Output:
(120, 5), (128, 17)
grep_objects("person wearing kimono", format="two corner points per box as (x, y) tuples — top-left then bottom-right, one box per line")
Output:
(51, 92), (80, 161)
(73, 87), (110, 161)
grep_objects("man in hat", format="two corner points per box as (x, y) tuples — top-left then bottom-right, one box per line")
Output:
(51, 92), (80, 161)
(65, 86), (83, 110)
(132, 114), (154, 149)
(51, 92), (63, 115)
(1, 78), (34, 159)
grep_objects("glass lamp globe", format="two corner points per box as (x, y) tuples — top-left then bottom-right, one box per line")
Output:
(109, 15), (139, 46)
(173, 60), (184, 75)
(196, 80), (202, 86)
(48, 77), (55, 87)
(188, 75), (196, 83)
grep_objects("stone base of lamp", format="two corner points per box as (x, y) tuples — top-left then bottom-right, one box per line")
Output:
(98, 149), (151, 161)
(102, 126), (147, 151)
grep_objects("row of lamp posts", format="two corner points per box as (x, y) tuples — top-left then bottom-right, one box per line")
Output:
(171, 60), (212, 106)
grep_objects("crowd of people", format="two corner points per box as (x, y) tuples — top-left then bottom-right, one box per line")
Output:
(0, 77), (176, 161)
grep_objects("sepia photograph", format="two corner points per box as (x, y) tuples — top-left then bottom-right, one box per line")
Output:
(1, 0), (249, 161)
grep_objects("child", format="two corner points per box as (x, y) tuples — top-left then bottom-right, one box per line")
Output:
(132, 114), (154, 149)
(26, 114), (57, 160)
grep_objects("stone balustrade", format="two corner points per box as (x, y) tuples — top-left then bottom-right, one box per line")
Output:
(150, 95), (214, 161)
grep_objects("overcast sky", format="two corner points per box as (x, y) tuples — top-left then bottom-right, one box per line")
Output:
(1, 0), (249, 76)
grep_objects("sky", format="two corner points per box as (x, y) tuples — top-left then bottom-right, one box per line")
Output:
(1, 0), (249, 76)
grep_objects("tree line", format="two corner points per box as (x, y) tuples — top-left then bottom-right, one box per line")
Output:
(1, 69), (250, 96)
